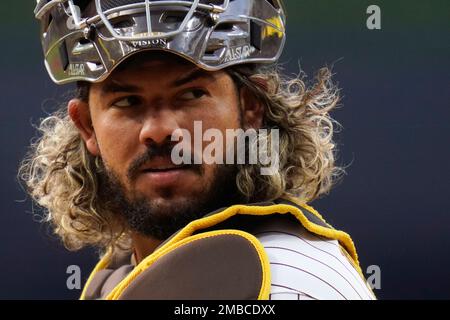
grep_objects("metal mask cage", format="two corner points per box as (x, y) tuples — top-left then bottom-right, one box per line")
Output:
(35, 0), (286, 84)
(35, 0), (230, 41)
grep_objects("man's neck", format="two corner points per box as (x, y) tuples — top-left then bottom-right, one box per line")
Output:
(131, 232), (164, 264)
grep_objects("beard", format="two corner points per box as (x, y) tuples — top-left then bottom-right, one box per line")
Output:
(96, 159), (243, 241)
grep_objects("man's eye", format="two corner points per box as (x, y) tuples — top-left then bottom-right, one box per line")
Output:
(111, 96), (140, 108)
(178, 89), (207, 101)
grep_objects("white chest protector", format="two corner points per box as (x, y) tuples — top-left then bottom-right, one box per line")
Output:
(80, 197), (362, 300)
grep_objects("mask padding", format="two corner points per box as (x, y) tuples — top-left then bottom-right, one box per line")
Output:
(250, 20), (262, 50)
(266, 0), (281, 9)
(59, 40), (70, 71)
(73, 0), (92, 11)
(99, 0), (147, 11)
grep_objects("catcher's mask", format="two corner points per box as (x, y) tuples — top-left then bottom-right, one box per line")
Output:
(35, 0), (286, 84)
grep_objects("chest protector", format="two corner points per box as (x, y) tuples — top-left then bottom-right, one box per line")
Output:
(80, 197), (361, 300)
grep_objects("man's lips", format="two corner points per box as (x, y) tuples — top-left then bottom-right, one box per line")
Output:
(139, 165), (193, 187)
(140, 164), (190, 173)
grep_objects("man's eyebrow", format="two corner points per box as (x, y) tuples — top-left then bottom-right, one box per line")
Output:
(100, 69), (216, 96)
(101, 80), (141, 96)
(171, 69), (216, 87)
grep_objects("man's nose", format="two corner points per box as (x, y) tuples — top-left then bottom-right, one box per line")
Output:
(138, 110), (180, 146)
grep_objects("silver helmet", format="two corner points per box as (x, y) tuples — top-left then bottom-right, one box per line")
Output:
(34, 0), (286, 84)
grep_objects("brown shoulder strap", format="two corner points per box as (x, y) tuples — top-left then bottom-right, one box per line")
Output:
(116, 232), (268, 299)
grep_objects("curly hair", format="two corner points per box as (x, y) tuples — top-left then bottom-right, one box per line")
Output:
(18, 63), (344, 253)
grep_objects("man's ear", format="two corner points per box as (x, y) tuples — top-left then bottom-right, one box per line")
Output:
(68, 99), (100, 156)
(239, 86), (264, 129)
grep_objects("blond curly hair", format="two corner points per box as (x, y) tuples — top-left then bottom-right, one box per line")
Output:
(18, 64), (344, 253)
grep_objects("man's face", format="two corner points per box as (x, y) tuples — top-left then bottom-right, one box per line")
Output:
(70, 53), (252, 239)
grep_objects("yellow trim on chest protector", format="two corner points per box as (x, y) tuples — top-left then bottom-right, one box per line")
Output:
(80, 199), (361, 300)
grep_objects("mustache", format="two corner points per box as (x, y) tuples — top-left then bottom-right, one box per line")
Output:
(127, 141), (203, 182)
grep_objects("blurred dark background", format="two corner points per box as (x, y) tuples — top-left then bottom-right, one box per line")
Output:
(1, 0), (449, 299)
